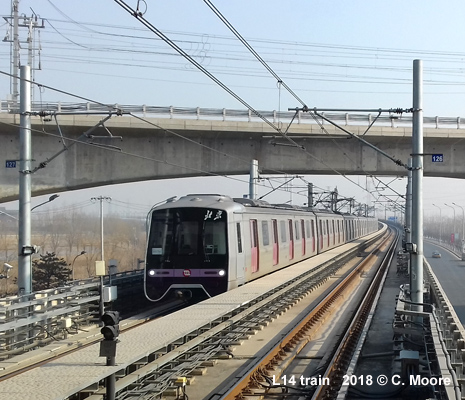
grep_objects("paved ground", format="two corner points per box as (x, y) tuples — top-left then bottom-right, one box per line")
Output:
(349, 244), (410, 399)
(424, 241), (465, 324)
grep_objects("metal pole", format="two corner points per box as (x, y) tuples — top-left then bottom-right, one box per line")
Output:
(11, 0), (19, 105)
(249, 159), (258, 200)
(452, 203), (465, 259)
(106, 356), (116, 400)
(307, 183), (313, 207)
(405, 158), (412, 245)
(100, 198), (104, 261)
(411, 59), (423, 311)
(71, 251), (86, 281)
(452, 203), (465, 241)
(432, 204), (442, 243)
(99, 197), (105, 320)
(444, 203), (456, 247)
(92, 196), (110, 320)
(17, 65), (32, 296)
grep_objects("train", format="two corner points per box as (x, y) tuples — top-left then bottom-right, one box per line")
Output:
(144, 194), (379, 302)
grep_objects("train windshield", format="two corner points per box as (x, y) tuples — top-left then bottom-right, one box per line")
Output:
(147, 207), (227, 266)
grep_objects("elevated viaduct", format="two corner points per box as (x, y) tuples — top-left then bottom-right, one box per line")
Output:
(1, 104), (464, 202)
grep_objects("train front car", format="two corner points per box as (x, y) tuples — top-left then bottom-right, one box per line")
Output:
(145, 195), (231, 302)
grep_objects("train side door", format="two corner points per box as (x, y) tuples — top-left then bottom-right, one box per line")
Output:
(301, 220), (306, 256)
(326, 220), (330, 247)
(272, 219), (279, 266)
(311, 220), (316, 253)
(250, 219), (259, 273)
(288, 219), (294, 260)
(332, 220), (336, 245)
(234, 218), (245, 285)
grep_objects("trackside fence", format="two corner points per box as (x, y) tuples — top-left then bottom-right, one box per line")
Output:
(0, 270), (143, 359)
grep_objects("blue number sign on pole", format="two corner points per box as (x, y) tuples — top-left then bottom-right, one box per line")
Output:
(5, 160), (17, 168)
(431, 154), (443, 163)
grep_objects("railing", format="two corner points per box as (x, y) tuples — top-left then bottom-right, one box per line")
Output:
(0, 269), (143, 358)
(2, 100), (465, 129)
(423, 260), (465, 398)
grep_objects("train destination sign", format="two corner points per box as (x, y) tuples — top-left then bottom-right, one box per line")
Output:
(431, 154), (443, 163)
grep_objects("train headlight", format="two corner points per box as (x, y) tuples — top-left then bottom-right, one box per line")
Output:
(218, 270), (226, 276)
(148, 269), (156, 276)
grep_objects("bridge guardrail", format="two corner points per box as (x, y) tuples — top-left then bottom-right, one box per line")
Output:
(423, 259), (465, 396)
(2, 100), (465, 129)
(0, 269), (143, 358)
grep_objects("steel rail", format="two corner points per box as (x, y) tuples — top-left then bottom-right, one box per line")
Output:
(312, 227), (399, 399)
(84, 238), (380, 399)
(0, 229), (386, 398)
(219, 229), (394, 399)
(78, 230), (387, 399)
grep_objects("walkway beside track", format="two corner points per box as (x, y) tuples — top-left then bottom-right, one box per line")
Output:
(0, 229), (385, 400)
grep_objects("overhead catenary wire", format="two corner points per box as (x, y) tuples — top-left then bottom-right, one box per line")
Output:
(112, 0), (286, 137)
(0, 71), (314, 203)
(0, 63), (365, 206)
(111, 1), (395, 206)
(202, 0), (307, 108)
(1, 2), (405, 212)
(0, 65), (396, 212)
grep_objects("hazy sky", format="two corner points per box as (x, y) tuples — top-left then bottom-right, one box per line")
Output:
(2, 1), (465, 218)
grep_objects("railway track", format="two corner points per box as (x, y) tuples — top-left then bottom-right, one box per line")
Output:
(87, 228), (390, 400)
(198, 227), (398, 400)
(0, 227), (390, 399)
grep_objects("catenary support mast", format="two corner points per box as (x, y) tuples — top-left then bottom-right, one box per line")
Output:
(17, 65), (32, 296)
(411, 60), (424, 311)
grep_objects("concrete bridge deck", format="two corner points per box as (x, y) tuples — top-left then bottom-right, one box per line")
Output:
(1, 104), (464, 202)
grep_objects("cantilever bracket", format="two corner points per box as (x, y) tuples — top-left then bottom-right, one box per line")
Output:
(311, 110), (409, 170)
(31, 112), (123, 173)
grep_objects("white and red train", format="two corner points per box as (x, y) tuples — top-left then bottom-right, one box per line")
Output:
(144, 194), (379, 301)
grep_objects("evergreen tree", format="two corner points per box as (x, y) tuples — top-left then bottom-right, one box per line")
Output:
(33, 252), (71, 290)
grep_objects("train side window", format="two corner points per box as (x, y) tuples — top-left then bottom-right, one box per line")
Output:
(262, 221), (270, 246)
(272, 220), (278, 245)
(280, 220), (287, 242)
(236, 223), (243, 253)
(295, 220), (300, 240)
(306, 220), (310, 238)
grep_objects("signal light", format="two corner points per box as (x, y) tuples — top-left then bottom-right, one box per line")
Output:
(100, 311), (120, 341)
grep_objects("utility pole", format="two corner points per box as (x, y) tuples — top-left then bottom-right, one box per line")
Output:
(4, 0), (20, 106)
(3, 0), (45, 107)
(92, 196), (111, 320)
(410, 60), (423, 313)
